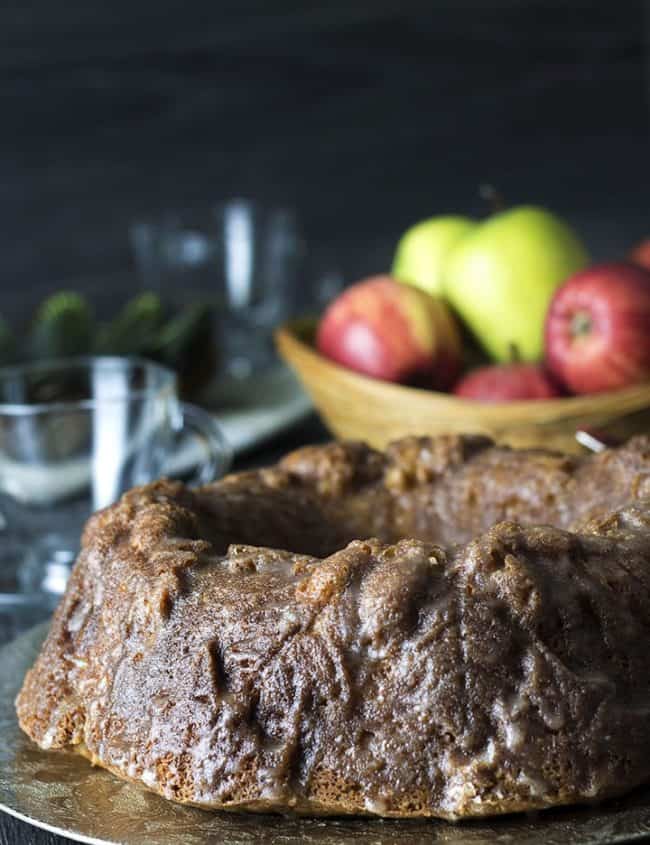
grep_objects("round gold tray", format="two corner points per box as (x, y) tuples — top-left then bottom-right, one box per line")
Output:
(2, 625), (650, 844)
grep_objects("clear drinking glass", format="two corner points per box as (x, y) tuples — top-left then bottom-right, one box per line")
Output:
(131, 200), (334, 387)
(0, 539), (53, 643)
(0, 357), (231, 634)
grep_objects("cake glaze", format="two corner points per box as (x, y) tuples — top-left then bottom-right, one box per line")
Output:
(16, 435), (650, 819)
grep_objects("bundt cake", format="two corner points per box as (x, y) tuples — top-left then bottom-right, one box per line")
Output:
(15, 434), (650, 820)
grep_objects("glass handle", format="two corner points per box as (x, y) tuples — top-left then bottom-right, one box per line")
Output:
(174, 402), (232, 486)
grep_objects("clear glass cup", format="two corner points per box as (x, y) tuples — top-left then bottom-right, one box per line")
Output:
(219, 200), (306, 382)
(130, 200), (341, 392)
(0, 538), (53, 644)
(0, 356), (231, 630)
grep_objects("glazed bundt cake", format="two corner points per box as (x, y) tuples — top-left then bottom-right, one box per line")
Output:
(16, 435), (650, 819)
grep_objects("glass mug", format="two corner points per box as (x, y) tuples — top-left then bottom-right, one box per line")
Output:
(0, 356), (231, 638)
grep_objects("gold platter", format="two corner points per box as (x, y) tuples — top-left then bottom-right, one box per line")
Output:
(2, 625), (650, 844)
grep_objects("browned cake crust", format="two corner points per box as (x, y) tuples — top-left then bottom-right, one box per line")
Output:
(15, 435), (650, 819)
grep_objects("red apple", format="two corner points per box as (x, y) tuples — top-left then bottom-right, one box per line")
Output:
(316, 275), (462, 389)
(453, 363), (562, 401)
(629, 238), (650, 273)
(545, 261), (650, 394)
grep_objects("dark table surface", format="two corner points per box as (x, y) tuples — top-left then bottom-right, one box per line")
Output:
(0, 413), (328, 845)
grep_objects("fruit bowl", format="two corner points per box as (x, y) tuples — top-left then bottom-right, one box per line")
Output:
(276, 319), (650, 454)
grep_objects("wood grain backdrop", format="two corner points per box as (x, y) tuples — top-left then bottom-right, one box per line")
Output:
(1, 0), (648, 321)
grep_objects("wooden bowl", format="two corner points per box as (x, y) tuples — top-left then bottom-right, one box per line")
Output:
(275, 319), (650, 454)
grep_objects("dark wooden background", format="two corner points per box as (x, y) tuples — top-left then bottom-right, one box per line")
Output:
(1, 2), (649, 842)
(1, 0), (648, 323)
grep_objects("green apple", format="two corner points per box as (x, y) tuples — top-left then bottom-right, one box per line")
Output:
(444, 206), (589, 362)
(392, 216), (476, 297)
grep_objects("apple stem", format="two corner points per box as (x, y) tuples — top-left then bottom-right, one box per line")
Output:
(479, 183), (506, 215)
(508, 342), (521, 363)
(571, 311), (592, 337)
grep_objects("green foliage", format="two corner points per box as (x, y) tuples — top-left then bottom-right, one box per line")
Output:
(0, 316), (16, 365)
(96, 292), (165, 355)
(151, 302), (212, 365)
(0, 290), (217, 395)
(150, 302), (216, 394)
(28, 291), (94, 360)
